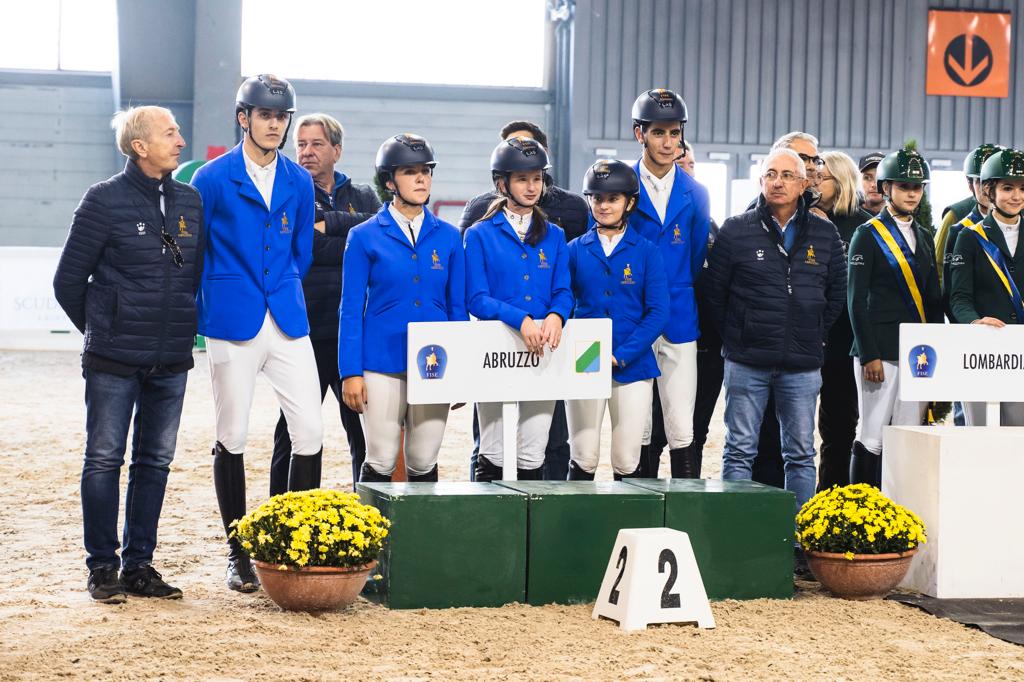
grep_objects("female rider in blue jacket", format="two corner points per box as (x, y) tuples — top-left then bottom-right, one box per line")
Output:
(339, 134), (467, 482)
(464, 137), (573, 481)
(566, 160), (669, 479)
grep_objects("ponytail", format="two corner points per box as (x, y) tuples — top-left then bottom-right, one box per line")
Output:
(483, 183), (550, 246)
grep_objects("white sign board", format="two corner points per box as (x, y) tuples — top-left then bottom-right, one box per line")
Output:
(0, 247), (74, 331)
(592, 528), (715, 632)
(406, 319), (612, 405)
(899, 323), (1024, 402)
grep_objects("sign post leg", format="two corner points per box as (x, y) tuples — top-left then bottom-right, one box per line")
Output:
(986, 401), (1001, 427)
(502, 402), (517, 481)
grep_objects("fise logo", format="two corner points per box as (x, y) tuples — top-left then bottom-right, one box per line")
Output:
(575, 341), (600, 373)
(417, 345), (448, 380)
(909, 344), (937, 378)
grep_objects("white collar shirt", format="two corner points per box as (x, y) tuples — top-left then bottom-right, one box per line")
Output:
(598, 228), (626, 256)
(996, 217), (1020, 255)
(388, 203), (425, 246)
(504, 208), (533, 241)
(894, 217), (916, 253)
(243, 148), (277, 209)
(639, 159), (674, 223)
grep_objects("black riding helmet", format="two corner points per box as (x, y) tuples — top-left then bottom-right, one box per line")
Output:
(375, 133), (437, 206)
(631, 89), (688, 129)
(490, 136), (551, 174)
(235, 74), (296, 151)
(876, 147), (931, 194)
(582, 159), (640, 196)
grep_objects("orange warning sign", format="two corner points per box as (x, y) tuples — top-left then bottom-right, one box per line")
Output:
(926, 10), (1011, 98)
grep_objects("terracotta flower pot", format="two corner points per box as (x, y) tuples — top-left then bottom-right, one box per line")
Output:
(253, 560), (377, 612)
(806, 549), (917, 600)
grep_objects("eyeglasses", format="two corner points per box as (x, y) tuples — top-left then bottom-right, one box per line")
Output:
(159, 231), (184, 268)
(762, 170), (804, 184)
(797, 153), (825, 168)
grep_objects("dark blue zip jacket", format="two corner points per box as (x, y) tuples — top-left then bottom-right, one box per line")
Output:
(305, 171), (381, 341)
(706, 195), (846, 370)
(54, 160), (205, 368)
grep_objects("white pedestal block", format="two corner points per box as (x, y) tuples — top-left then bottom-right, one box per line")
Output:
(883, 425), (1024, 598)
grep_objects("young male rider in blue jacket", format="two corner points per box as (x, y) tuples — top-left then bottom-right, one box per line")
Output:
(191, 74), (321, 594)
(628, 88), (711, 479)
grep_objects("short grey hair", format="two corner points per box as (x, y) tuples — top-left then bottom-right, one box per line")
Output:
(761, 148), (807, 178)
(770, 131), (819, 152)
(111, 106), (174, 160)
(295, 113), (344, 148)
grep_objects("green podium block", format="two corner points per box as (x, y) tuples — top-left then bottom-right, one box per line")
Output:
(494, 481), (664, 605)
(625, 479), (795, 599)
(357, 482), (528, 609)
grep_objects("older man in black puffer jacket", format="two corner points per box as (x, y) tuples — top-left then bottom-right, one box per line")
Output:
(54, 106), (205, 604)
(707, 148), (846, 514)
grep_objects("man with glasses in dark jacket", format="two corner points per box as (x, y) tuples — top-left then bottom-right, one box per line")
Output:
(54, 106), (205, 603)
(268, 113), (381, 494)
(708, 148), (846, 515)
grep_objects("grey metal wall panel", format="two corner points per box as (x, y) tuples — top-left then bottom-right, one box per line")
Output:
(290, 93), (551, 209)
(0, 83), (119, 247)
(570, 0), (1024, 195)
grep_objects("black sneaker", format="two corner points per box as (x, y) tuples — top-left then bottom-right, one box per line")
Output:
(87, 567), (126, 604)
(120, 565), (183, 599)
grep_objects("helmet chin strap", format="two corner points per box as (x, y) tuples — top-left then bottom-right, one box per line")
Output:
(241, 109), (277, 157)
(388, 173), (427, 210)
(886, 199), (915, 221)
(501, 175), (539, 212)
(993, 204), (1021, 222)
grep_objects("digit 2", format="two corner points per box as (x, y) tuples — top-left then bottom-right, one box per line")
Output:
(608, 546), (627, 605)
(658, 549), (681, 609)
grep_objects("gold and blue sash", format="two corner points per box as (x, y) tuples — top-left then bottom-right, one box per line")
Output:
(869, 216), (926, 322)
(966, 224), (1024, 322)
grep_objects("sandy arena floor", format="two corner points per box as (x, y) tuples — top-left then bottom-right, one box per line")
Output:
(0, 350), (1021, 681)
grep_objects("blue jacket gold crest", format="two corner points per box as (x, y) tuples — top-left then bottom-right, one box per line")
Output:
(628, 162), (711, 344)
(191, 143), (315, 340)
(464, 212), (574, 328)
(568, 227), (668, 384)
(339, 205), (467, 378)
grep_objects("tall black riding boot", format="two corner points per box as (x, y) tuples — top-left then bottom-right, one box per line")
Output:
(517, 466), (544, 480)
(212, 442), (259, 593)
(669, 445), (698, 479)
(287, 449), (322, 492)
(407, 465), (439, 482)
(637, 445), (651, 477)
(567, 460), (595, 481)
(474, 455), (503, 483)
(692, 444), (704, 478)
(359, 462), (392, 483)
(614, 461), (645, 481)
(849, 441), (881, 488)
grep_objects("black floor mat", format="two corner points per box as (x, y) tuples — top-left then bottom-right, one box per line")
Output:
(888, 593), (1024, 645)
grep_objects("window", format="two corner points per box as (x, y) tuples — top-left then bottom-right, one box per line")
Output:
(0, 0), (116, 71)
(694, 162), (727, 226)
(241, 0), (547, 87)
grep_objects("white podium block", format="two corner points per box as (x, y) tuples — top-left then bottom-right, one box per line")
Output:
(883, 425), (1024, 598)
(592, 528), (715, 632)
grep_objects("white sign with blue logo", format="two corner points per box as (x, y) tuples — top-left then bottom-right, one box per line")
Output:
(899, 323), (1024, 402)
(406, 319), (613, 405)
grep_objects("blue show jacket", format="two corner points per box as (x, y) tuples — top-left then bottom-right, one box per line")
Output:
(338, 205), (467, 378)
(464, 212), (574, 329)
(568, 226), (669, 384)
(628, 161), (711, 344)
(191, 143), (315, 340)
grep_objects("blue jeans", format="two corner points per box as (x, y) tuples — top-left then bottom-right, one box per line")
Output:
(82, 367), (187, 571)
(721, 360), (821, 511)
